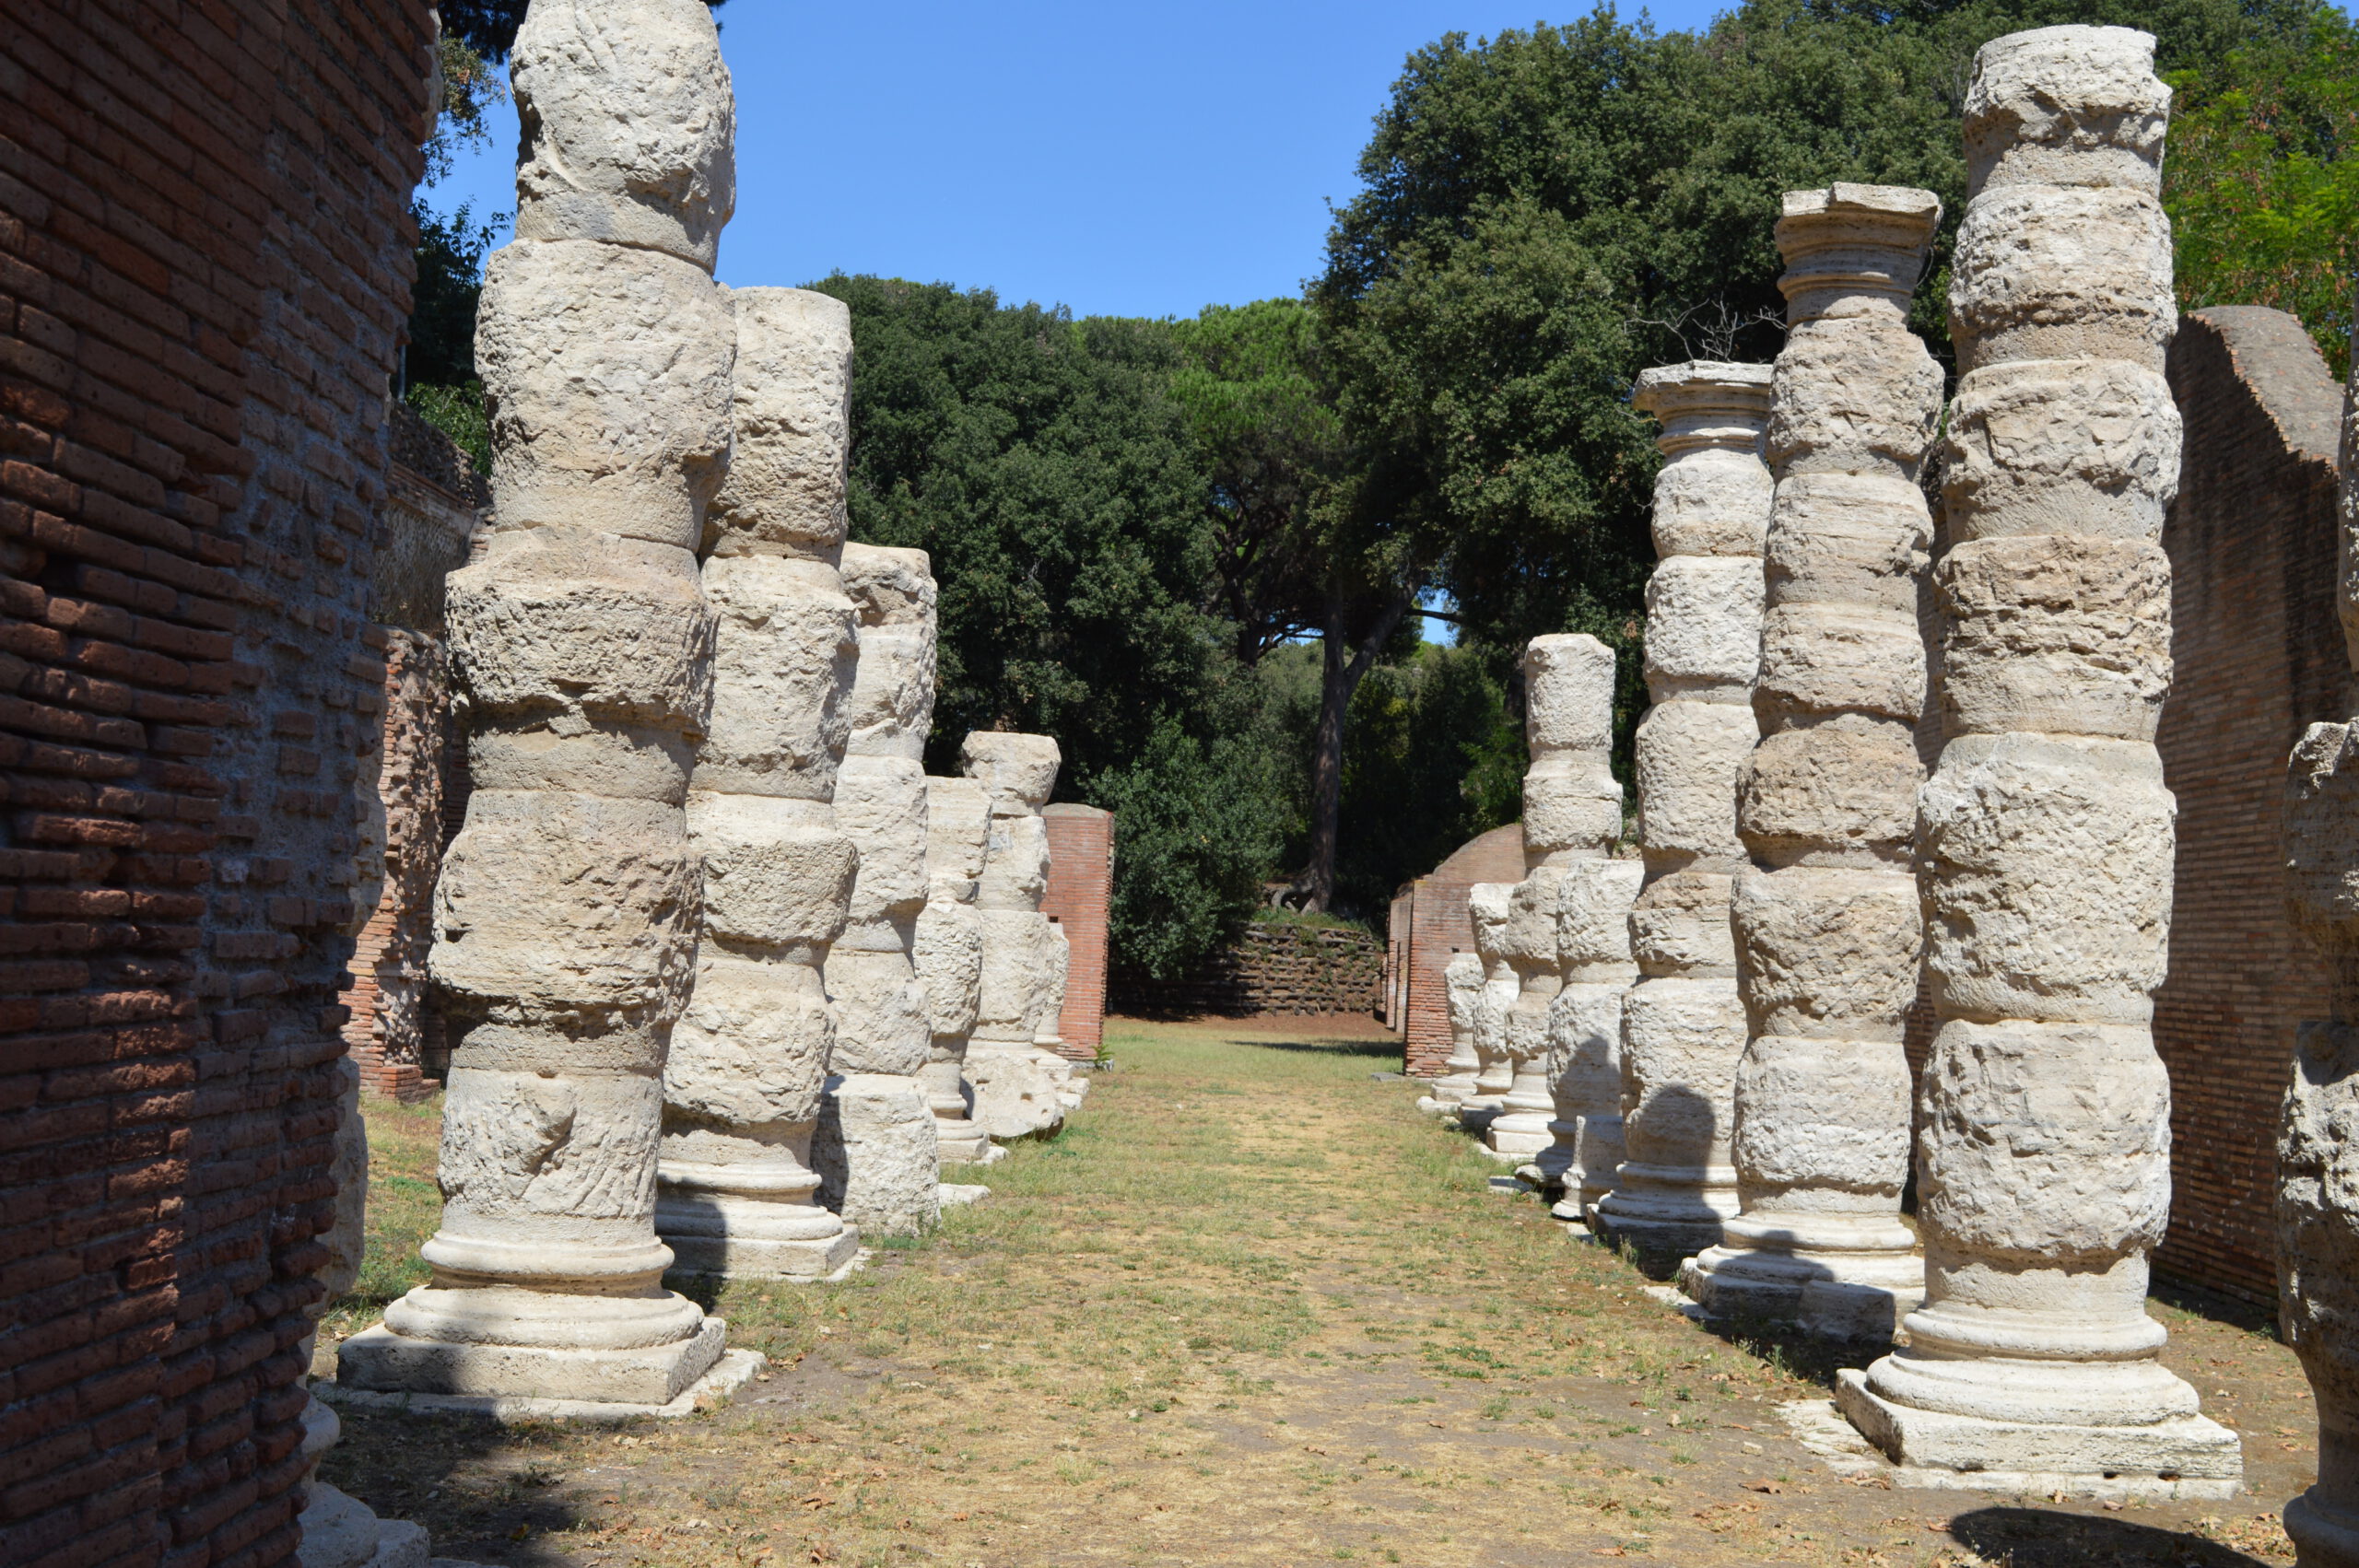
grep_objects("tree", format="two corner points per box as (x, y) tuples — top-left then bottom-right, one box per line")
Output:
(2164, 6), (2359, 377)
(440, 0), (727, 63)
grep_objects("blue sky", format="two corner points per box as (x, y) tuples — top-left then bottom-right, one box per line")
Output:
(428, 1), (1733, 322)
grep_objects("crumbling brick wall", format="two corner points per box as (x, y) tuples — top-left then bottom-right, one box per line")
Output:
(2154, 306), (2349, 1305)
(1392, 823), (1526, 1075)
(338, 406), (480, 1101)
(1, 2), (433, 1564)
(1115, 921), (1385, 1017)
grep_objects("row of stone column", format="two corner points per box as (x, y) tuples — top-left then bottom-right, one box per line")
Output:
(1425, 23), (2246, 1502)
(336, 0), (1082, 1414)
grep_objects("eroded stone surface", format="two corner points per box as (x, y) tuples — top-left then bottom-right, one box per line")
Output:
(964, 732), (1086, 1137)
(1598, 364), (1774, 1248)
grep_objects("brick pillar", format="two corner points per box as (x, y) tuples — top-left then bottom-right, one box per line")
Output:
(1041, 803), (1114, 1057)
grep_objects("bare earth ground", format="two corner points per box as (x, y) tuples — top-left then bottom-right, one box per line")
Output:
(321, 1017), (2313, 1568)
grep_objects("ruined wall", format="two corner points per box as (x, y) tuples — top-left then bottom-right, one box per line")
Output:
(1394, 823), (1527, 1075)
(1039, 802), (1112, 1055)
(337, 406), (481, 1101)
(2154, 306), (2349, 1305)
(0, 2), (433, 1563)
(1113, 921), (1384, 1017)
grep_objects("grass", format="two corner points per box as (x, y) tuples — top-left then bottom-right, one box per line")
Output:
(320, 1017), (2309, 1568)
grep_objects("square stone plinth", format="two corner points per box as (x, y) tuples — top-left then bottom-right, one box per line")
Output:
(667, 1229), (862, 1281)
(1835, 1369), (2245, 1500)
(335, 1315), (728, 1411)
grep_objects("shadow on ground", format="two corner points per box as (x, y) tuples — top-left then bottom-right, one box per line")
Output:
(1949, 1506), (2272, 1567)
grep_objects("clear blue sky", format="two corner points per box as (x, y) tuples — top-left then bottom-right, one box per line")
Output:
(428, 0), (1734, 322)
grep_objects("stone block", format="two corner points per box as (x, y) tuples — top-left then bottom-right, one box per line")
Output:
(1937, 534), (2172, 742)
(707, 287), (852, 556)
(1950, 185), (2176, 374)
(1962, 25), (2169, 197)
(1642, 555), (1766, 696)
(1942, 358), (2178, 543)
(814, 1074), (940, 1237)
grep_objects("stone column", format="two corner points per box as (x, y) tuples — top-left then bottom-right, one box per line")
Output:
(816, 544), (943, 1237)
(1489, 636), (1623, 1164)
(1592, 362), (1774, 1247)
(339, 0), (734, 1407)
(917, 773), (1002, 1165)
(1414, 952), (1487, 1116)
(1540, 858), (1646, 1220)
(1839, 26), (2241, 1494)
(1457, 883), (1520, 1132)
(1680, 185), (1942, 1339)
(964, 732), (1085, 1137)
(654, 287), (862, 1282)
(2282, 289), (2359, 1568)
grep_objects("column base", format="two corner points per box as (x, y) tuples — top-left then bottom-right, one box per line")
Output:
(663, 1226), (862, 1281)
(299, 1484), (430, 1568)
(967, 1042), (1068, 1139)
(1485, 1109), (1554, 1157)
(1592, 1161), (1740, 1255)
(2287, 1488), (2359, 1563)
(1836, 1367), (2244, 1494)
(336, 1312), (727, 1409)
(1415, 1071), (1478, 1116)
(816, 1074), (941, 1239)
(1680, 1218), (1922, 1340)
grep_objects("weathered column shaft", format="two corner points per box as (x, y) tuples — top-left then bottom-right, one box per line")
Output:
(1839, 25), (2241, 1495)
(1683, 185), (1942, 1338)
(1459, 883), (1521, 1131)
(1490, 636), (1624, 1175)
(2279, 293), (2359, 1568)
(964, 732), (1084, 1139)
(1594, 362), (1774, 1246)
(916, 774), (1001, 1165)
(1416, 951), (1489, 1117)
(655, 286), (862, 1282)
(340, 0), (736, 1406)
(817, 544), (943, 1237)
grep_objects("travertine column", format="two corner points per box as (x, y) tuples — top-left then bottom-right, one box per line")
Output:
(339, 0), (734, 1406)
(1682, 186), (1942, 1338)
(1839, 26), (2241, 1493)
(1489, 636), (1623, 1164)
(1458, 883), (1520, 1131)
(1593, 362), (1774, 1246)
(1539, 859), (1645, 1220)
(654, 287), (861, 1281)
(964, 732), (1086, 1136)
(917, 774), (1002, 1165)
(1415, 952), (1488, 1117)
(2282, 291), (2359, 1568)
(817, 544), (943, 1237)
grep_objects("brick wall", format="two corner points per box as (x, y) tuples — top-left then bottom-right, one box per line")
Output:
(336, 409), (480, 1101)
(1114, 921), (1385, 1016)
(1395, 823), (1526, 1076)
(2152, 307), (2349, 1305)
(1, 4), (432, 1566)
(1040, 803), (1113, 1058)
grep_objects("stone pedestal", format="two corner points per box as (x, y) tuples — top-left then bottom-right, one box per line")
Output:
(1681, 184), (1942, 1340)
(1839, 26), (2241, 1494)
(917, 774), (1002, 1165)
(656, 287), (862, 1283)
(964, 732), (1086, 1138)
(1414, 952), (1487, 1117)
(339, 0), (734, 1406)
(1594, 361), (1774, 1249)
(818, 544), (943, 1238)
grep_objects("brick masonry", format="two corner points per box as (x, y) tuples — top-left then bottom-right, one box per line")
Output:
(1040, 802), (1113, 1058)
(335, 408), (480, 1102)
(1385, 823), (1527, 1076)
(1114, 920), (1386, 1016)
(2153, 306), (2349, 1305)
(0, 3), (434, 1565)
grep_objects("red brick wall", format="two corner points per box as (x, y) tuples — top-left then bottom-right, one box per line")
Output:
(0, 3), (432, 1565)
(1399, 823), (1526, 1076)
(2154, 307), (2349, 1305)
(1041, 803), (1112, 1057)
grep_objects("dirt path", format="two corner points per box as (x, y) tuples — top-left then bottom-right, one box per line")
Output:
(324, 1018), (2310, 1567)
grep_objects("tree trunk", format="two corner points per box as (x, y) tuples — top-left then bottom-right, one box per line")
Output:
(1304, 590), (1411, 913)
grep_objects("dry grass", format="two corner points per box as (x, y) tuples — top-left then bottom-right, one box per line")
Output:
(320, 1018), (2309, 1567)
